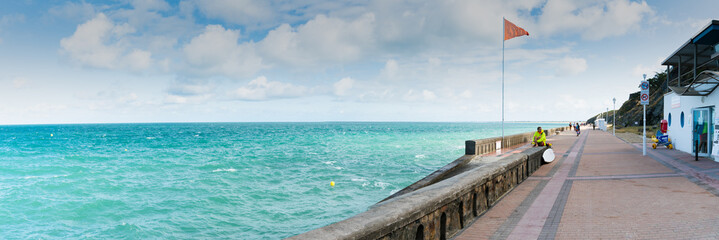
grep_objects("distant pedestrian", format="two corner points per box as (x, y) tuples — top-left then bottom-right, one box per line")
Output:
(575, 123), (581, 136)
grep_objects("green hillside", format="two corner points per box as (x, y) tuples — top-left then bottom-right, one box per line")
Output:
(587, 72), (667, 127)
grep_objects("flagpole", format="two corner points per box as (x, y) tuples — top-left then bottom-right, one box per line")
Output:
(501, 18), (505, 149)
(499, 18), (527, 150)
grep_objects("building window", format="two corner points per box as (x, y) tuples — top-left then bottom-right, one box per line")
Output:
(668, 113), (672, 126)
(680, 111), (685, 128)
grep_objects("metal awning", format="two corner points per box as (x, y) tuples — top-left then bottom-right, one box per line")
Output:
(669, 71), (719, 96)
(662, 20), (719, 66)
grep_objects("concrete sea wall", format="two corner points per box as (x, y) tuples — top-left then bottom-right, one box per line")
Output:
(289, 127), (569, 240)
(379, 127), (569, 203)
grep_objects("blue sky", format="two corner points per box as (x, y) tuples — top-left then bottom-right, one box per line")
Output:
(0, 0), (717, 124)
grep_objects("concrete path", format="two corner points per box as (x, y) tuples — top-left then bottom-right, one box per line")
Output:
(455, 129), (719, 239)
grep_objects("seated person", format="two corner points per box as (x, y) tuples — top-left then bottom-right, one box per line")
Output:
(533, 127), (546, 147)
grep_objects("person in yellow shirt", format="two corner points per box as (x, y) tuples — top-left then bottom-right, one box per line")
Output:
(533, 127), (546, 147)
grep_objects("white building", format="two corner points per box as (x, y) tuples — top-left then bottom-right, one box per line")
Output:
(662, 20), (719, 161)
(596, 118), (607, 131)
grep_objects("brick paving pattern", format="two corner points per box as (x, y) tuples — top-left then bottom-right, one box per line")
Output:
(454, 181), (540, 240)
(575, 153), (673, 176)
(557, 178), (719, 239)
(505, 131), (587, 240)
(457, 129), (719, 240)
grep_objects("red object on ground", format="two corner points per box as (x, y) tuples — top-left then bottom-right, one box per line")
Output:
(661, 119), (668, 133)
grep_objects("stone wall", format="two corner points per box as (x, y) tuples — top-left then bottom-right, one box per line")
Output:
(288, 146), (548, 240)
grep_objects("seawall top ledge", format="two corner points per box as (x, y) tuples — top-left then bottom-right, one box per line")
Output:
(288, 146), (547, 240)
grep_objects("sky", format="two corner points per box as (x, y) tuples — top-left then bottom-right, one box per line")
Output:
(0, 0), (717, 124)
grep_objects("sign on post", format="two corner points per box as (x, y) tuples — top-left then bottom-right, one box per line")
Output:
(640, 80), (649, 105)
(640, 77), (648, 155)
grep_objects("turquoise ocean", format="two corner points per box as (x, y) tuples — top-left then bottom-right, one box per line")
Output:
(0, 122), (566, 239)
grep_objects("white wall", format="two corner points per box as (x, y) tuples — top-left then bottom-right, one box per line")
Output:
(663, 91), (717, 154)
(596, 118), (606, 131)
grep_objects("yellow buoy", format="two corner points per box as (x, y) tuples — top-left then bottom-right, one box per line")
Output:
(124, 149), (128, 151)
(50, 134), (53, 137)
(330, 181), (335, 187)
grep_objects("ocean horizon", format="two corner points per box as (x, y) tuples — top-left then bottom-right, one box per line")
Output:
(0, 122), (566, 238)
(0, 120), (574, 126)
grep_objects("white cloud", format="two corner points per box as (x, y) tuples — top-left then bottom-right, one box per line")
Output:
(48, 1), (97, 21)
(71, 90), (156, 111)
(380, 59), (399, 79)
(163, 94), (212, 105)
(247, 0), (651, 70)
(2, 13), (26, 25)
(556, 57), (588, 76)
(632, 58), (666, 78)
(60, 14), (122, 68)
(29, 103), (68, 112)
(183, 25), (265, 78)
(537, 0), (652, 40)
(401, 89), (439, 102)
(167, 79), (215, 97)
(12, 77), (28, 88)
(89, 92), (142, 110)
(0, 14), (26, 45)
(230, 76), (309, 101)
(422, 90), (437, 100)
(333, 77), (355, 96)
(55, 1), (655, 77)
(554, 94), (590, 111)
(60, 13), (153, 71)
(402, 89), (418, 101)
(162, 77), (217, 105)
(31, 0), (666, 122)
(258, 13), (376, 66)
(164, 94), (188, 104)
(428, 57), (441, 67)
(125, 49), (153, 71)
(459, 90), (472, 99)
(131, 0), (170, 11)
(193, 0), (273, 28)
(189, 0), (371, 30)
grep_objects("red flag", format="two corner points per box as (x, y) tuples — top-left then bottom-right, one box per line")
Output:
(504, 18), (529, 41)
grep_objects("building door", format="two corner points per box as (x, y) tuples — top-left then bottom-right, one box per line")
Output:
(692, 108), (713, 157)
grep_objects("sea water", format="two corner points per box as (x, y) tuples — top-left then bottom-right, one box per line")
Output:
(0, 122), (566, 239)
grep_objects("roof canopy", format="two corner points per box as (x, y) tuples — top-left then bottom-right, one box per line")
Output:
(669, 71), (719, 96)
(662, 20), (719, 66)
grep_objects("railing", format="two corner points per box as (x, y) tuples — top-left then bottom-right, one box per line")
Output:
(669, 58), (719, 87)
(465, 126), (569, 155)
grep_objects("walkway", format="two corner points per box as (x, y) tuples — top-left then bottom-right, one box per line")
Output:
(456, 129), (719, 239)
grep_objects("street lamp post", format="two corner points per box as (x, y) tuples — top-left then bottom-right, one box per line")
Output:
(613, 97), (616, 136)
(643, 74), (647, 156)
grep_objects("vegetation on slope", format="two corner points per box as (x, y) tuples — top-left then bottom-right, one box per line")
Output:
(586, 72), (667, 128)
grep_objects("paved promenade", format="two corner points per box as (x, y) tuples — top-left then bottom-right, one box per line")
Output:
(456, 129), (719, 239)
